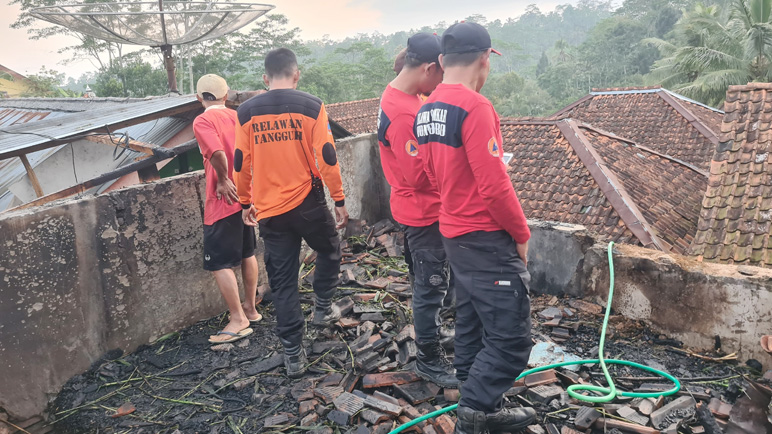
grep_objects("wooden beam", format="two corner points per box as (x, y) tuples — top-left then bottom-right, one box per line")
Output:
(84, 134), (156, 155)
(19, 154), (44, 198)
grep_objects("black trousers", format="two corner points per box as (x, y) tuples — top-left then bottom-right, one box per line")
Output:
(404, 226), (456, 315)
(442, 230), (533, 413)
(258, 193), (341, 347)
(404, 222), (449, 342)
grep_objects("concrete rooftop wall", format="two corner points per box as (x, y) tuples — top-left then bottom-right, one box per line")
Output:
(0, 134), (388, 420)
(529, 221), (772, 369)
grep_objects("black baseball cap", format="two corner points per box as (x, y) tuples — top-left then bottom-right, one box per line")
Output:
(441, 21), (501, 56)
(406, 32), (442, 64)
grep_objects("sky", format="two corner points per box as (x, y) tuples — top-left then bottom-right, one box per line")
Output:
(0, 0), (571, 78)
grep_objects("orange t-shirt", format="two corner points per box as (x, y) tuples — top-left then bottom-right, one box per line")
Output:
(193, 105), (242, 225)
(234, 89), (345, 220)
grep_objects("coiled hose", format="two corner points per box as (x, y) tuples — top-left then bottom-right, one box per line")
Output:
(388, 242), (681, 434)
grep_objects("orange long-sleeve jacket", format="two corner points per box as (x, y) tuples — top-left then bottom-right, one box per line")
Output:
(234, 89), (345, 220)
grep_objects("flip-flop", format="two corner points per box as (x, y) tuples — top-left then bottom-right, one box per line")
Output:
(208, 328), (253, 344)
(762, 335), (772, 354)
(228, 313), (263, 325)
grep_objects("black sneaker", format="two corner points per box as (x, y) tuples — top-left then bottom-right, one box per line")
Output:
(283, 347), (307, 379)
(485, 406), (537, 432)
(311, 303), (341, 327)
(415, 340), (460, 388)
(454, 406), (487, 434)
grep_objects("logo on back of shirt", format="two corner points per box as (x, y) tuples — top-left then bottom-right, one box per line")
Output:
(488, 138), (500, 157)
(405, 140), (419, 157)
(414, 102), (468, 148)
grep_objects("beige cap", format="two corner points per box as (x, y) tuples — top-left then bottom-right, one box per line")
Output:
(196, 74), (228, 100)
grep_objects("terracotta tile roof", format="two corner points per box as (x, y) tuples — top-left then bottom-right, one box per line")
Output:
(502, 119), (707, 254)
(326, 98), (380, 136)
(690, 82), (772, 266)
(550, 86), (723, 171)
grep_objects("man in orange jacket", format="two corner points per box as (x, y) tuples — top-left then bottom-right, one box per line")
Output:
(235, 48), (349, 378)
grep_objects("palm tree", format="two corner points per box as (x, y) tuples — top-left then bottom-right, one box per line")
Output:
(645, 0), (772, 106)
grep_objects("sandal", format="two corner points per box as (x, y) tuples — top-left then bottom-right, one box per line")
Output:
(208, 327), (253, 344)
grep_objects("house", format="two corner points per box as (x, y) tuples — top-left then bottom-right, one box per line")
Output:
(550, 86), (723, 171)
(501, 118), (707, 254)
(690, 82), (772, 266)
(0, 64), (30, 98)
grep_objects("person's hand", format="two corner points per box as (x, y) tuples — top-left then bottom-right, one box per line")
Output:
(216, 178), (239, 205)
(242, 205), (258, 227)
(335, 205), (349, 230)
(516, 240), (529, 267)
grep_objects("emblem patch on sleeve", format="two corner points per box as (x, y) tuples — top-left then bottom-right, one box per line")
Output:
(406, 140), (419, 157)
(488, 138), (500, 157)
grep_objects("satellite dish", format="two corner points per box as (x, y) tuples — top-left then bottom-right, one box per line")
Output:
(31, 1), (275, 93)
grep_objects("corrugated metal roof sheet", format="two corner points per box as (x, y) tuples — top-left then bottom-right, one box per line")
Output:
(0, 101), (193, 210)
(0, 96), (148, 113)
(0, 95), (198, 159)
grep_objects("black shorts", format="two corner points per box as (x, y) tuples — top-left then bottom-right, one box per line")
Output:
(203, 210), (257, 271)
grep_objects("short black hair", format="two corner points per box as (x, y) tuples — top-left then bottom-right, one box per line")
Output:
(202, 92), (217, 101)
(404, 56), (427, 69)
(442, 50), (485, 68)
(265, 48), (298, 79)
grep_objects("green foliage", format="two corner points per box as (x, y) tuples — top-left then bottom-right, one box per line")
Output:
(13, 0), (743, 113)
(93, 51), (169, 97)
(482, 72), (557, 117)
(645, 0), (772, 106)
(299, 42), (395, 103)
(21, 67), (79, 98)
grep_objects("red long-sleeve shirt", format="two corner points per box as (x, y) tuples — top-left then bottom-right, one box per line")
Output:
(414, 83), (530, 243)
(377, 85), (441, 227)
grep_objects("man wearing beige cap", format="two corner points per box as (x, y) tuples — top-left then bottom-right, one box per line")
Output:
(193, 74), (262, 344)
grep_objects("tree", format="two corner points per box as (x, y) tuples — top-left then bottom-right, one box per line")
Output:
(21, 68), (79, 97)
(10, 0), (124, 71)
(482, 72), (558, 116)
(536, 51), (550, 76)
(92, 51), (168, 97)
(299, 42), (394, 103)
(645, 0), (772, 106)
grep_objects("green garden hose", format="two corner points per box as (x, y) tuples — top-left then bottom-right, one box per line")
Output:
(388, 242), (681, 434)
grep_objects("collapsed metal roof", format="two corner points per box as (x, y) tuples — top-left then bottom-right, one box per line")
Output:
(0, 97), (198, 211)
(0, 95), (198, 160)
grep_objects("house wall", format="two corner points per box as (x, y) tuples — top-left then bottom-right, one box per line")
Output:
(0, 134), (388, 420)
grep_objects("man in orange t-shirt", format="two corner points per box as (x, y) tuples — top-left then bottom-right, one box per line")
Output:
(193, 74), (262, 345)
(235, 48), (349, 378)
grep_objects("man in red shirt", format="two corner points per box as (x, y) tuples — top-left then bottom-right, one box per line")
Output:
(415, 23), (536, 433)
(193, 74), (262, 345)
(378, 33), (458, 388)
